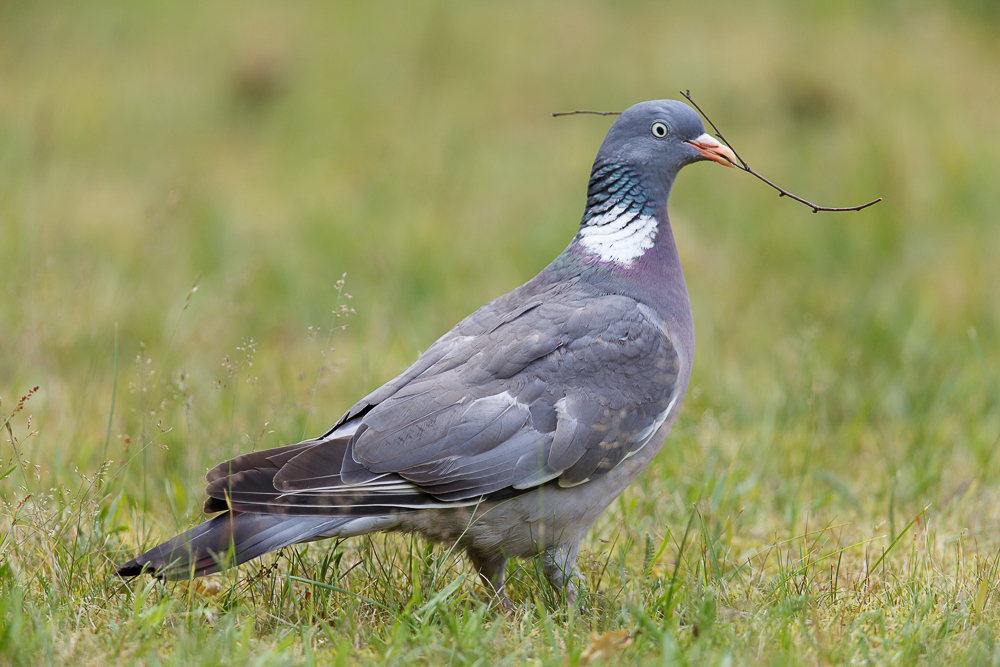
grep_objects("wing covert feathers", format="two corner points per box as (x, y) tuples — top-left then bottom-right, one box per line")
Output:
(198, 280), (680, 519)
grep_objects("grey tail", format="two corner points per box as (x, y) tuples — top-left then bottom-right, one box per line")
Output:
(115, 511), (353, 581)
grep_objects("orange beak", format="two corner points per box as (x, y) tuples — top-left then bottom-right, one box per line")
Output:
(685, 133), (739, 168)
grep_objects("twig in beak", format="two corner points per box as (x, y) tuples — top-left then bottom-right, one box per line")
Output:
(680, 90), (882, 213)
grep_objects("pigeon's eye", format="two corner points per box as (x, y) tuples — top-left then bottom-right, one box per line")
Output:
(651, 122), (669, 138)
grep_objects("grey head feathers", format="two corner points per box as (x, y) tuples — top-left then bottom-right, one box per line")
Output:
(590, 99), (716, 203)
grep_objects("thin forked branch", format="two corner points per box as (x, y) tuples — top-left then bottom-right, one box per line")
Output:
(680, 90), (882, 213)
(551, 110), (622, 117)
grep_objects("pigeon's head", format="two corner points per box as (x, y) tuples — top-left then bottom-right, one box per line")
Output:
(594, 99), (737, 197)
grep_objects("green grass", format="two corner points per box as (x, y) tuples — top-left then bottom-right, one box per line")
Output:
(2, 0), (1000, 664)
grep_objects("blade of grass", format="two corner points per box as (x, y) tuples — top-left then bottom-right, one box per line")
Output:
(100, 322), (119, 488)
(862, 505), (931, 590)
(286, 574), (390, 612)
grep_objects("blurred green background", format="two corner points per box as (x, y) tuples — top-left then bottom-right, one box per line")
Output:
(1, 0), (1000, 661)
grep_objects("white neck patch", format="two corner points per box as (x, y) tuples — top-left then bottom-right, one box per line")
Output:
(577, 203), (658, 266)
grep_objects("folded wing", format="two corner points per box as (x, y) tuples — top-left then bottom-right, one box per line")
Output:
(206, 280), (681, 516)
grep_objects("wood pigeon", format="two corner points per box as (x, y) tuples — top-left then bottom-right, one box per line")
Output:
(116, 99), (738, 600)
